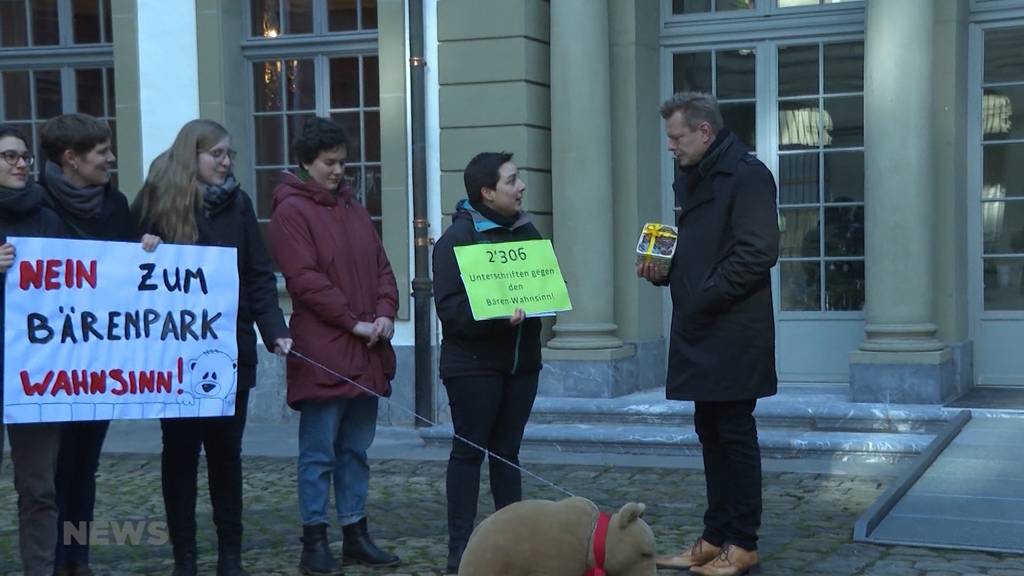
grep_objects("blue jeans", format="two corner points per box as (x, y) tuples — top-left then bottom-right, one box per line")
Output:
(297, 397), (378, 527)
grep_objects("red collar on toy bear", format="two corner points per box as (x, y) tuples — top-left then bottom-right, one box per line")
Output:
(583, 511), (612, 576)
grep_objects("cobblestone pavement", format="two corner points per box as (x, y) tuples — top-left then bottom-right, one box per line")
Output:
(2, 454), (1022, 575)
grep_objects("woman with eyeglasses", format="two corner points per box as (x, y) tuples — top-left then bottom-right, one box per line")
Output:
(132, 119), (291, 576)
(35, 113), (160, 576)
(0, 124), (67, 576)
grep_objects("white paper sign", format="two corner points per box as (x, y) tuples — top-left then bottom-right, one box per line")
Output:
(3, 237), (239, 424)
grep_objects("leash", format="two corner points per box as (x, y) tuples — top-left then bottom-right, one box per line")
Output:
(288, 348), (576, 499)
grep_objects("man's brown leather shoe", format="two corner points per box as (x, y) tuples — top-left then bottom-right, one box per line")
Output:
(689, 544), (760, 576)
(654, 537), (721, 570)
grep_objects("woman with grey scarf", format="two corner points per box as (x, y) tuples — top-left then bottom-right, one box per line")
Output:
(132, 119), (291, 576)
(36, 113), (160, 576)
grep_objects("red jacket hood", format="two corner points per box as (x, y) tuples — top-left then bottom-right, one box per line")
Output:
(271, 171), (354, 212)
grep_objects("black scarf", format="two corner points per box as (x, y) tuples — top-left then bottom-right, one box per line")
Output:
(202, 175), (239, 217)
(0, 182), (43, 215)
(42, 160), (105, 219)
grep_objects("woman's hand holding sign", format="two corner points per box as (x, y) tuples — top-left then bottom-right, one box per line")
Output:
(0, 242), (15, 274)
(141, 234), (162, 252)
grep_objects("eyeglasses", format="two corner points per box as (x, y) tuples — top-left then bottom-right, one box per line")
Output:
(202, 148), (237, 162)
(0, 150), (34, 167)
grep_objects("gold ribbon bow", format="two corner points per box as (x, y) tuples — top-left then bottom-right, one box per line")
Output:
(642, 223), (677, 255)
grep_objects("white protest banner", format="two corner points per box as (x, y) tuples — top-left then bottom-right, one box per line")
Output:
(3, 237), (239, 424)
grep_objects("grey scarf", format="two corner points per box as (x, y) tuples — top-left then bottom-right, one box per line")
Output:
(43, 161), (105, 219)
(202, 174), (240, 217)
(0, 183), (43, 215)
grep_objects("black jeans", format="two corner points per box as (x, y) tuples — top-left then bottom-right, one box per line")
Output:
(694, 399), (762, 551)
(444, 371), (539, 571)
(161, 382), (250, 558)
(54, 419), (110, 567)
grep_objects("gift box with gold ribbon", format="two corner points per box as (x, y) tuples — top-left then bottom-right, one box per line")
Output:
(635, 222), (677, 276)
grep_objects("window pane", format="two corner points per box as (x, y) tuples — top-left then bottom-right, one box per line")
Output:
(779, 0), (819, 6)
(362, 0), (377, 29)
(780, 207), (820, 257)
(716, 49), (755, 99)
(255, 169), (281, 219)
(284, 0), (313, 34)
(363, 57), (379, 108)
(253, 61), (283, 112)
(0, 0), (29, 47)
(982, 201), (1024, 255)
(673, 0), (711, 14)
(717, 0), (754, 10)
(364, 165), (381, 216)
(983, 143), (1024, 199)
(330, 112), (361, 161)
(824, 42), (863, 94)
(985, 27), (1024, 85)
(103, 0), (112, 43)
(781, 260), (820, 311)
(983, 86), (1024, 141)
(105, 68), (116, 117)
(254, 115), (285, 165)
(823, 151), (862, 203)
(32, 0), (59, 45)
(106, 118), (116, 155)
(983, 258), (1024, 310)
(824, 205), (863, 257)
(330, 57), (360, 109)
(286, 113), (316, 164)
(285, 59), (316, 111)
(779, 153), (819, 205)
(344, 165), (361, 200)
(825, 260), (863, 311)
(329, 0), (358, 31)
(823, 95), (862, 148)
(2, 70), (32, 120)
(364, 110), (380, 162)
(76, 68), (104, 117)
(779, 44), (818, 97)
(72, 0), (101, 44)
(35, 70), (63, 118)
(720, 101), (755, 150)
(673, 52), (711, 94)
(251, 0), (280, 38)
(779, 99), (820, 150)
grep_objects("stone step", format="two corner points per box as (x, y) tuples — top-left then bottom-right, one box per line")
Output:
(418, 422), (935, 462)
(528, 390), (958, 434)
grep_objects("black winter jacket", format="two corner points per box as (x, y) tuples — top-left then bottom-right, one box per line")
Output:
(666, 130), (780, 402)
(433, 200), (543, 379)
(138, 189), (288, 381)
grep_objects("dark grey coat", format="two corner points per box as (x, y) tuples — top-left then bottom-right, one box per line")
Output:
(666, 131), (780, 402)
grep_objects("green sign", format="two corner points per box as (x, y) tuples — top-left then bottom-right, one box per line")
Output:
(454, 239), (572, 320)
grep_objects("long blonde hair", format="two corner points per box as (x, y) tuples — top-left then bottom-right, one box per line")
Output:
(133, 119), (229, 243)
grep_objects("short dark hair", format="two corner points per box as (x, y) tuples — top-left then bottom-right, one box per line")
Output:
(40, 113), (112, 165)
(659, 91), (724, 133)
(293, 117), (349, 166)
(463, 152), (513, 204)
(0, 124), (29, 147)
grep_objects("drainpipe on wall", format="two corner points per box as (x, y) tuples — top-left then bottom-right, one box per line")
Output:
(408, 0), (434, 427)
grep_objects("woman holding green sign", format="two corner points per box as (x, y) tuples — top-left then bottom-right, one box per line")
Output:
(432, 151), (543, 575)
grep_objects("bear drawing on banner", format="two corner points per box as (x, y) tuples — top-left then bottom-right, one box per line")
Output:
(178, 349), (238, 406)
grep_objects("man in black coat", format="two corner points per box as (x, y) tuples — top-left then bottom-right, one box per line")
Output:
(639, 93), (779, 576)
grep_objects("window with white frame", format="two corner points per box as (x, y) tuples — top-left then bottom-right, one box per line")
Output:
(245, 0), (381, 242)
(980, 26), (1024, 310)
(776, 41), (864, 312)
(0, 0), (116, 180)
(672, 48), (757, 151)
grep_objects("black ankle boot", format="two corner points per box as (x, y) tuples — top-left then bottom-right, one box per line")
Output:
(300, 524), (341, 576)
(217, 548), (250, 576)
(341, 517), (400, 567)
(170, 547), (198, 576)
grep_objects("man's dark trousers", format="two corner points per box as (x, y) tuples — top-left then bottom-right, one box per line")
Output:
(694, 399), (761, 551)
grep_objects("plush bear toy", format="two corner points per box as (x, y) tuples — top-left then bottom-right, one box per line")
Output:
(458, 497), (657, 576)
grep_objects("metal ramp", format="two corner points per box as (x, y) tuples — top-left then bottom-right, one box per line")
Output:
(856, 411), (1024, 554)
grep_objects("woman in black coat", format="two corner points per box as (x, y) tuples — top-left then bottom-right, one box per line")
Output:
(133, 119), (291, 576)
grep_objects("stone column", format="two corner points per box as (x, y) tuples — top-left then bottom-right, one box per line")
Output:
(546, 0), (623, 351)
(850, 0), (953, 403)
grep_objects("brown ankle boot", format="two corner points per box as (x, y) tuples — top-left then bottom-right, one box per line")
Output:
(689, 544), (760, 576)
(655, 537), (722, 570)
